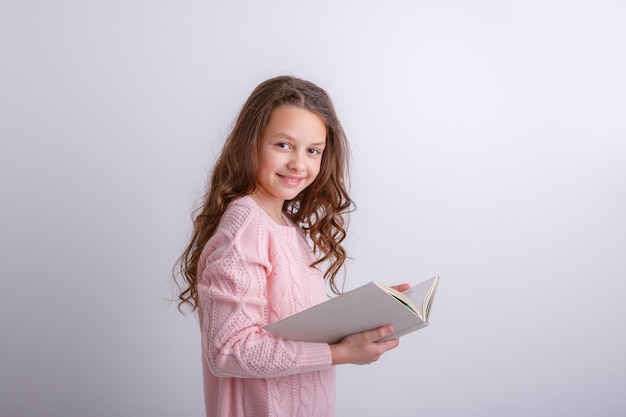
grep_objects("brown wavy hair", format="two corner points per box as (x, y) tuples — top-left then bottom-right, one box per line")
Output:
(174, 75), (353, 313)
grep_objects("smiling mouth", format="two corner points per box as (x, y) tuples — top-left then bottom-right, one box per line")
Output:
(278, 174), (304, 185)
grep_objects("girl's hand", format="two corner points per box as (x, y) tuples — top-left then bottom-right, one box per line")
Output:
(390, 283), (410, 292)
(329, 325), (399, 365)
(328, 283), (410, 365)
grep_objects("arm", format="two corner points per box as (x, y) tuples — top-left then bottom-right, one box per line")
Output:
(198, 211), (331, 379)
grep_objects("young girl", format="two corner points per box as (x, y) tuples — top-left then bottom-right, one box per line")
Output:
(175, 76), (406, 417)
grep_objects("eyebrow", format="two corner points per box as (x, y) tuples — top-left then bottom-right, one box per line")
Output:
(274, 133), (326, 147)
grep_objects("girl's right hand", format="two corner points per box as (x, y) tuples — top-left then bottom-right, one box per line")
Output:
(329, 325), (399, 365)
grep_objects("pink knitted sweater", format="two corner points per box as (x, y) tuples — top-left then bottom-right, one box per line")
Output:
(197, 196), (335, 417)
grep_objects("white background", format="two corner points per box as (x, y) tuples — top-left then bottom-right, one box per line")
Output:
(1, 1), (625, 416)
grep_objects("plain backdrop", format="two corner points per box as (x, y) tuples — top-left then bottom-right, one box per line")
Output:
(1, 1), (625, 416)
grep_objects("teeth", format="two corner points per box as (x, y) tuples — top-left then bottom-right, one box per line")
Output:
(280, 175), (301, 184)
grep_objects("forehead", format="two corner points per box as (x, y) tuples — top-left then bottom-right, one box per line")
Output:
(263, 106), (327, 143)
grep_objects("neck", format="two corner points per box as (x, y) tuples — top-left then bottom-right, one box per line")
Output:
(249, 193), (288, 226)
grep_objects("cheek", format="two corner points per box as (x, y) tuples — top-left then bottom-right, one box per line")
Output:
(309, 160), (323, 180)
(259, 152), (281, 172)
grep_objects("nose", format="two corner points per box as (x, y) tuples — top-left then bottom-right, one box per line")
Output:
(287, 151), (306, 172)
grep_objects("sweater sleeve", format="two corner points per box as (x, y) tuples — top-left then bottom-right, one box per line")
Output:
(197, 206), (332, 379)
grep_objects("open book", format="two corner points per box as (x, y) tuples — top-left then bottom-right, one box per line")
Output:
(265, 276), (439, 344)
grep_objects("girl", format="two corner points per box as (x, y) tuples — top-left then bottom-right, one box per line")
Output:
(175, 76), (406, 417)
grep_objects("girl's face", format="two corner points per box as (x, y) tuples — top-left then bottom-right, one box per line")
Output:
(254, 105), (327, 214)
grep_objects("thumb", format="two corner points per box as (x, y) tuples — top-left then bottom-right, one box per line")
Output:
(375, 325), (394, 341)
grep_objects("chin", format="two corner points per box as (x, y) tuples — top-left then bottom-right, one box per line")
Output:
(283, 190), (305, 201)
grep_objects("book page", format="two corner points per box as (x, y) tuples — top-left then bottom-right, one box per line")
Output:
(401, 276), (439, 321)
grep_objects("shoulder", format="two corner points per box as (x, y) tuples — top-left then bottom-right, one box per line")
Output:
(212, 195), (302, 255)
(205, 196), (304, 261)
(218, 196), (273, 239)
(198, 197), (272, 274)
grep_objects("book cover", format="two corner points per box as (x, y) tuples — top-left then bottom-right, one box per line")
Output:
(265, 276), (439, 344)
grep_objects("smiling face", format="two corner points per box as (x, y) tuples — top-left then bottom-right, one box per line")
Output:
(253, 105), (327, 221)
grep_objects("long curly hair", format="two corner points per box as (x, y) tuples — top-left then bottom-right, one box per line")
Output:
(174, 75), (353, 313)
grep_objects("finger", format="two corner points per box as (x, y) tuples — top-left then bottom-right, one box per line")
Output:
(376, 337), (400, 351)
(373, 325), (394, 341)
(391, 283), (410, 292)
(344, 325), (393, 344)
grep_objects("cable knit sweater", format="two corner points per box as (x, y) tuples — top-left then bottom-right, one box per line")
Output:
(197, 196), (335, 417)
